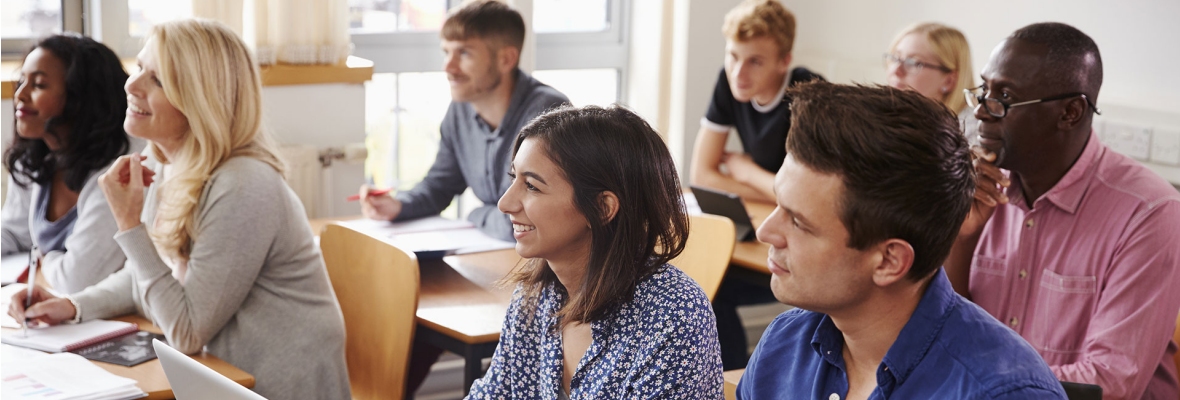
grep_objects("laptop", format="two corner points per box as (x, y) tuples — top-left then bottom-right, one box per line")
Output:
(690, 185), (756, 242)
(153, 339), (267, 400)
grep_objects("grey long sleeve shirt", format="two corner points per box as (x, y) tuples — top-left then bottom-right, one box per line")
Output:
(72, 156), (350, 400)
(1, 169), (125, 294)
(394, 69), (569, 241)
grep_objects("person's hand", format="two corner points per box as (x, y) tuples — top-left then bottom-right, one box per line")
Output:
(359, 184), (401, 221)
(99, 154), (154, 232)
(722, 152), (763, 184)
(959, 146), (1009, 239)
(8, 285), (76, 327)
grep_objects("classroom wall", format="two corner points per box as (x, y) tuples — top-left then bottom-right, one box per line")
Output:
(0, 85), (366, 217)
(664, 0), (1180, 185)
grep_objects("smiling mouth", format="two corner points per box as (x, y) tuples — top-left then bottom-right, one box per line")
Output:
(512, 223), (535, 233)
(128, 103), (151, 116)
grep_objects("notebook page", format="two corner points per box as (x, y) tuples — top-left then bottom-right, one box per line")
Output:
(1, 320), (137, 353)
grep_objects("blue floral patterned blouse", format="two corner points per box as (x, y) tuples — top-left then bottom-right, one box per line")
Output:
(466, 264), (724, 399)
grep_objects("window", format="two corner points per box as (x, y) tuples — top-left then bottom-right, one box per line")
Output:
(2, 0), (62, 39)
(128, 0), (192, 38)
(358, 0), (630, 213)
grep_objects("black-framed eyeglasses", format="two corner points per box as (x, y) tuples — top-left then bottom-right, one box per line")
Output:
(883, 53), (952, 74)
(964, 86), (1102, 118)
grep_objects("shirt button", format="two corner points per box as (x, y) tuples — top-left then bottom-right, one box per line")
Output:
(829, 394), (840, 400)
(1009, 317), (1019, 327)
(1019, 270), (1028, 279)
(1025, 219), (1034, 228)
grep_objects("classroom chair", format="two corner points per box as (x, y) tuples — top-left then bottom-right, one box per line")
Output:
(320, 223), (420, 399)
(1175, 312), (1180, 400)
(670, 213), (736, 301)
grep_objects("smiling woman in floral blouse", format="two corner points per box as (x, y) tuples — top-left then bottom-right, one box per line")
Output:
(466, 105), (723, 399)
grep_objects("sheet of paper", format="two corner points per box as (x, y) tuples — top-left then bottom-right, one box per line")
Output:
(1, 349), (145, 400)
(2, 252), (29, 285)
(339, 217), (514, 255)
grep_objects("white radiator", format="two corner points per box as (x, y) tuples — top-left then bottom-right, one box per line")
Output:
(280, 144), (323, 218)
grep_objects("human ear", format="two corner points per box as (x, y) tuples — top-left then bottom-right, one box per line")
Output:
(1058, 96), (1088, 130)
(598, 191), (619, 225)
(872, 239), (915, 287)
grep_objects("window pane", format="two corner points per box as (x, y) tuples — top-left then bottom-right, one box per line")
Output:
(533, 69), (618, 107)
(129, 0), (193, 37)
(2, 0), (61, 39)
(349, 0), (448, 34)
(364, 72), (450, 190)
(533, 0), (608, 33)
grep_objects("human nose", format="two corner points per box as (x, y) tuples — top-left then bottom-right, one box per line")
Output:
(497, 181), (522, 215)
(755, 207), (787, 248)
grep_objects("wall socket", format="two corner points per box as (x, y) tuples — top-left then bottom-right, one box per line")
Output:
(1151, 127), (1180, 166)
(1104, 121), (1152, 161)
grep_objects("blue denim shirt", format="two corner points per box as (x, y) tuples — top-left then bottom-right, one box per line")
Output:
(737, 269), (1067, 400)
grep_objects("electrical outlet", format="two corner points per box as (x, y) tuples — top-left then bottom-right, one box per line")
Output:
(1151, 127), (1180, 166)
(1104, 121), (1152, 161)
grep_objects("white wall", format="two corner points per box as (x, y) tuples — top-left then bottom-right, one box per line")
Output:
(658, 0), (1180, 185)
(0, 85), (367, 217)
(261, 84), (367, 218)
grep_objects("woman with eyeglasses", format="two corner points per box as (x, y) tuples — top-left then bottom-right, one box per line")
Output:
(884, 23), (978, 141)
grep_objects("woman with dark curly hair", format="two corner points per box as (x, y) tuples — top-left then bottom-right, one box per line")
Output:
(2, 34), (135, 293)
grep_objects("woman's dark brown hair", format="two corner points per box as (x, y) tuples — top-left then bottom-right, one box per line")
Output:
(507, 104), (689, 328)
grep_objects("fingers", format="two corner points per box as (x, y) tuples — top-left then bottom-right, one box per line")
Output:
(102, 155), (134, 186)
(8, 290), (28, 326)
(128, 154), (144, 191)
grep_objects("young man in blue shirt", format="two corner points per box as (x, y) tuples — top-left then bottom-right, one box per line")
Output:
(737, 82), (1066, 399)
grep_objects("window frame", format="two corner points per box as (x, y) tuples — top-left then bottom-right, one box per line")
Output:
(1, 0), (85, 60)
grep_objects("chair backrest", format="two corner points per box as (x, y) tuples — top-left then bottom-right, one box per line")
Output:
(670, 214), (736, 301)
(320, 223), (420, 399)
(1174, 312), (1180, 399)
(1060, 380), (1102, 400)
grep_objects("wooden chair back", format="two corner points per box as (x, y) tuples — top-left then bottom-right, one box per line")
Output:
(320, 223), (420, 399)
(1174, 312), (1180, 399)
(670, 214), (736, 301)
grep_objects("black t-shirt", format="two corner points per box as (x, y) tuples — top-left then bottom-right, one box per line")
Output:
(703, 67), (825, 172)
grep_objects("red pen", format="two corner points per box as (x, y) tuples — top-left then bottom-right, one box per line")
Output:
(346, 188), (392, 202)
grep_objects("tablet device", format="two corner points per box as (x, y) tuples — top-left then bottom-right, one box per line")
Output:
(1059, 381), (1102, 400)
(690, 185), (756, 242)
(154, 339), (266, 400)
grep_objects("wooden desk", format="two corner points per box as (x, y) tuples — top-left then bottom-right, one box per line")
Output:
(416, 250), (520, 394)
(724, 368), (745, 400)
(1, 314), (254, 400)
(730, 201), (774, 274)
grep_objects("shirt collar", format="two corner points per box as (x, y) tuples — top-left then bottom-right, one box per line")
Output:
(471, 68), (531, 135)
(1008, 131), (1102, 214)
(878, 268), (957, 387)
(750, 72), (791, 113)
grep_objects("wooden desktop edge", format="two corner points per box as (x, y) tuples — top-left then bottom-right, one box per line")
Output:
(9, 270), (255, 399)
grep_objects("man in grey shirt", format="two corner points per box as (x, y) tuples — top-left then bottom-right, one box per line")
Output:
(360, 0), (569, 242)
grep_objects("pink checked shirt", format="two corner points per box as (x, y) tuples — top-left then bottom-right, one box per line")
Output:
(970, 132), (1180, 399)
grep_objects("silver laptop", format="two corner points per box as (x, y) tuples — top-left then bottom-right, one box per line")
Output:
(153, 339), (267, 400)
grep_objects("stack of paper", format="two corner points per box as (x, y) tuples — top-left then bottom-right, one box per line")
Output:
(2, 344), (146, 399)
(339, 216), (515, 256)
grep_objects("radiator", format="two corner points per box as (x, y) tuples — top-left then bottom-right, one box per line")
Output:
(280, 144), (322, 218)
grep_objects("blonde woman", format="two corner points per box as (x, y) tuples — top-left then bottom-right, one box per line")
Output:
(9, 19), (350, 399)
(884, 23), (978, 140)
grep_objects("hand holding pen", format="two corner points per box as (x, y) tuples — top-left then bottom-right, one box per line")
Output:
(354, 185), (403, 221)
(9, 248), (78, 331)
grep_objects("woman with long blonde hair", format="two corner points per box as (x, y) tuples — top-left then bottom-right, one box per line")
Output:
(9, 19), (350, 399)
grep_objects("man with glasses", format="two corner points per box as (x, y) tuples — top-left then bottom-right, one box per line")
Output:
(945, 22), (1180, 399)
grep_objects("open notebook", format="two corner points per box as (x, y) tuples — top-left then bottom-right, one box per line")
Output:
(2, 319), (139, 353)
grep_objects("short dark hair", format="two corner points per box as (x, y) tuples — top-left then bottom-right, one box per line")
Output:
(508, 104), (689, 327)
(1011, 22), (1103, 101)
(785, 82), (974, 281)
(442, 0), (525, 53)
(5, 34), (130, 192)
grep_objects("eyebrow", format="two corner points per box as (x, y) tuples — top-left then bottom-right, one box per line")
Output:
(521, 171), (548, 186)
(782, 206), (814, 228)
